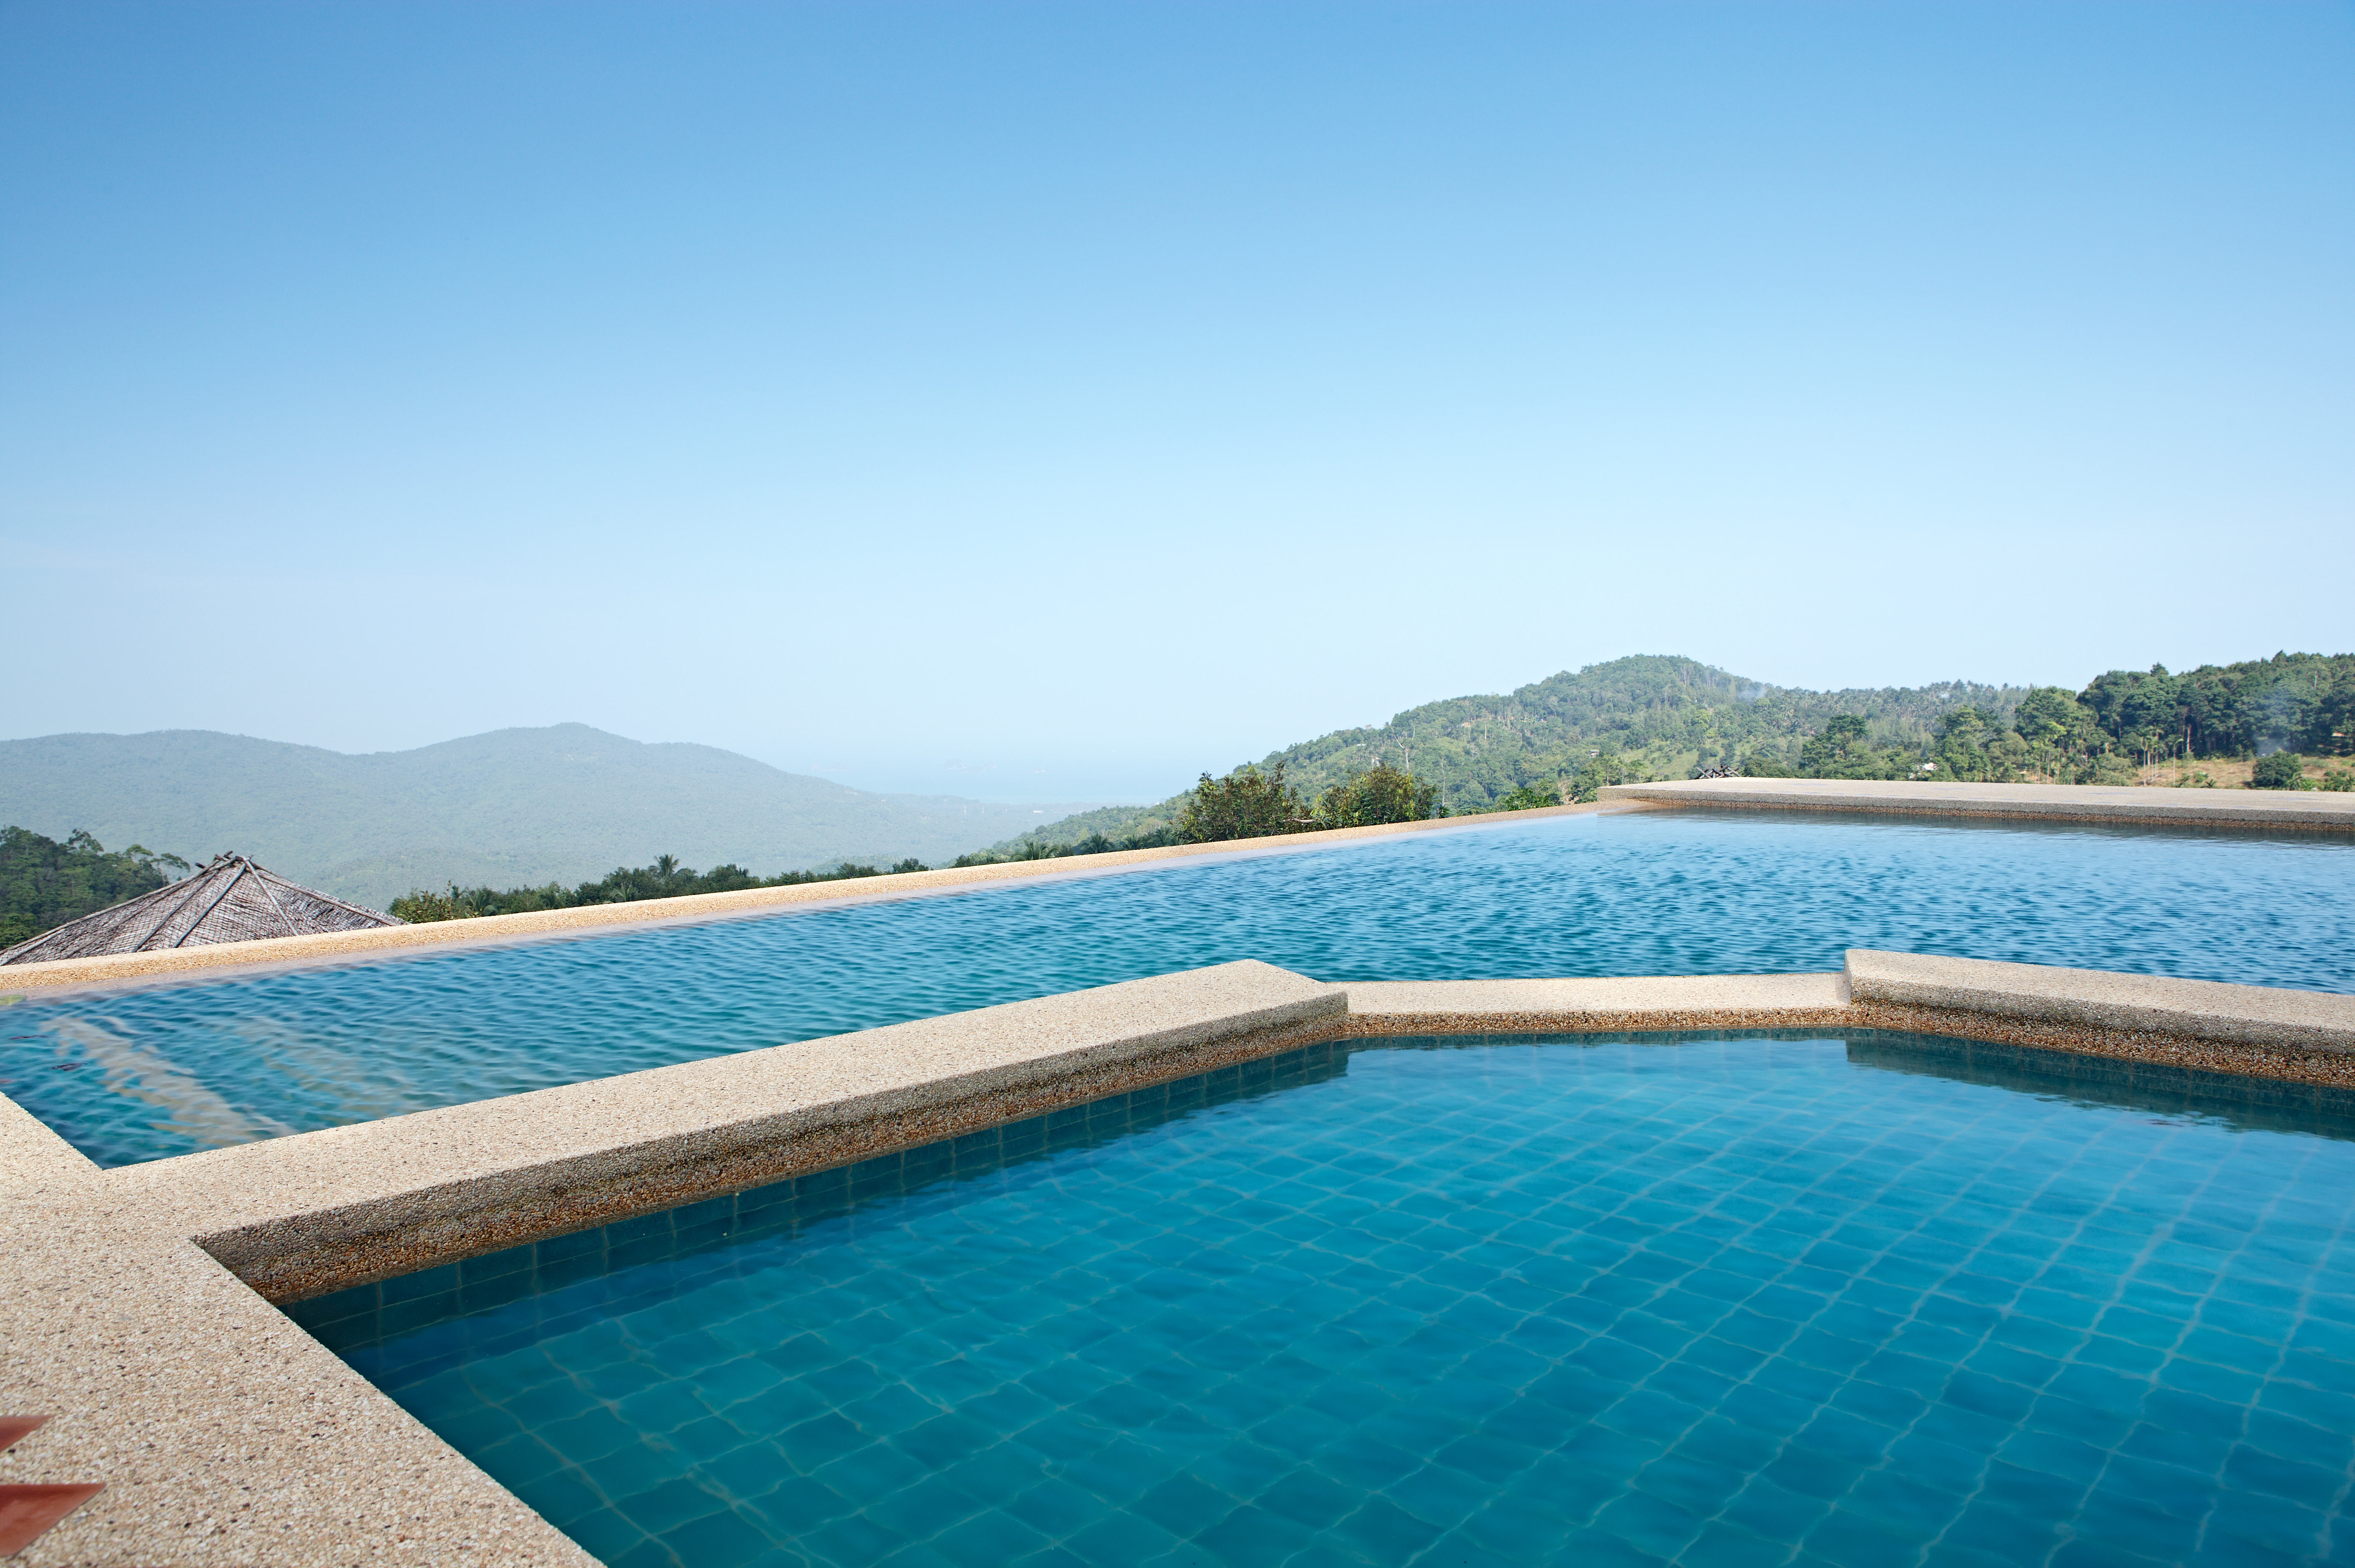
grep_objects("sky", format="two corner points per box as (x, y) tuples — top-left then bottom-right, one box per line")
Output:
(3, 2), (2349, 803)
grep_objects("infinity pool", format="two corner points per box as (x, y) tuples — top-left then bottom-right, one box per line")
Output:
(6, 811), (2350, 1165)
(296, 1031), (2355, 1568)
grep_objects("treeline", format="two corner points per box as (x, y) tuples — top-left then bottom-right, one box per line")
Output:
(389, 853), (929, 923)
(2078, 654), (2354, 760)
(1096, 651), (2355, 829)
(1743, 698), (2114, 784)
(0, 826), (191, 952)
(952, 763), (1446, 865)
(1746, 657), (2355, 788)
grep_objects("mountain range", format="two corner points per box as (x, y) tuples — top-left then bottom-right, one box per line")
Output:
(23, 651), (2323, 911)
(0, 725), (1099, 910)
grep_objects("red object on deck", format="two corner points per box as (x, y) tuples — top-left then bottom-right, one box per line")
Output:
(0, 1484), (105, 1554)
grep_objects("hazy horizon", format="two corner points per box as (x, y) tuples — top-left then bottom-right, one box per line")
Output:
(5, 3), (2348, 803)
(0, 647), (2252, 808)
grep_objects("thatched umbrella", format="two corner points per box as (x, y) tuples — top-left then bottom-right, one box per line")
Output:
(0, 854), (402, 965)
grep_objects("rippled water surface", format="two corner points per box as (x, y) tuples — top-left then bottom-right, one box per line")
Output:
(4, 811), (2348, 1166)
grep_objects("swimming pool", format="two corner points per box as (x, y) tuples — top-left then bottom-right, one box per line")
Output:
(294, 1029), (2355, 1568)
(7, 810), (2350, 1166)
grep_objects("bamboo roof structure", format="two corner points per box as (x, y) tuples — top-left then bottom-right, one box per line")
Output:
(0, 854), (403, 966)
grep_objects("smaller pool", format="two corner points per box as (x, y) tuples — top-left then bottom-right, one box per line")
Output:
(295, 1032), (2355, 1568)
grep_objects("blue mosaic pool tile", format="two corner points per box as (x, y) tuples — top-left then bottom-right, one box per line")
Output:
(297, 1031), (2355, 1566)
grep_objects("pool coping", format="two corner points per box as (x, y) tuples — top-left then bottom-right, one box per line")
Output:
(6, 952), (2355, 1564)
(1599, 776), (2355, 829)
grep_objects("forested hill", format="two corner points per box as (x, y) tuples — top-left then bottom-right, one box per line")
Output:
(1010, 656), (2029, 845)
(0, 726), (1098, 910)
(1257, 656), (2028, 808)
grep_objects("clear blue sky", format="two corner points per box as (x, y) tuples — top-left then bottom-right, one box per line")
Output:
(4, 2), (2348, 802)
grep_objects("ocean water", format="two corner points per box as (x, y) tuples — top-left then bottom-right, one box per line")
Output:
(3, 810), (2348, 1167)
(297, 1031), (2355, 1568)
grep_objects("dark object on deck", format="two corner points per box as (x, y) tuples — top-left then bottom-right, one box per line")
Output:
(0, 854), (402, 965)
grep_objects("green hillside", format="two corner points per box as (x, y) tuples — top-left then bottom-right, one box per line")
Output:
(1254, 655), (2033, 805)
(0, 725), (1099, 910)
(1000, 650), (2355, 854)
(999, 655), (2030, 849)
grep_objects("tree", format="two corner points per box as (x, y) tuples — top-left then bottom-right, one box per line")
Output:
(1567, 747), (1633, 802)
(1180, 763), (1310, 842)
(1318, 766), (1441, 827)
(1800, 715), (1903, 779)
(2014, 687), (2093, 748)
(1932, 708), (1998, 781)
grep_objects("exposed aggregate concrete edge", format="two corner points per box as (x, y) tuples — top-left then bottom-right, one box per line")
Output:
(230, 1009), (1355, 1304)
(1600, 777), (2355, 831)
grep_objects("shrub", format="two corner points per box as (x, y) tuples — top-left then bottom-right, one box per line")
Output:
(1318, 766), (1441, 828)
(2251, 752), (2310, 790)
(1488, 782), (1563, 813)
(388, 884), (473, 923)
(1181, 763), (1311, 842)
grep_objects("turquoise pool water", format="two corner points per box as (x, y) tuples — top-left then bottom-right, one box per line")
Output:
(297, 1031), (2355, 1568)
(6, 811), (2350, 1166)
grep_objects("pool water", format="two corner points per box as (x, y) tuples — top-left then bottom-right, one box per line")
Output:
(295, 1031), (2355, 1568)
(7, 810), (2350, 1166)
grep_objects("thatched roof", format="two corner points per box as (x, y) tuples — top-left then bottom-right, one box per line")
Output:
(0, 854), (403, 966)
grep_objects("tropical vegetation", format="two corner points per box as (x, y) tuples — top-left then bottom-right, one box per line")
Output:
(0, 826), (191, 951)
(952, 764), (1446, 866)
(388, 855), (929, 922)
(1744, 654), (2355, 788)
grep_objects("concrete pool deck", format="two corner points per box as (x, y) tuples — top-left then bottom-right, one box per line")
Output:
(6, 953), (2355, 1562)
(1600, 775), (2355, 829)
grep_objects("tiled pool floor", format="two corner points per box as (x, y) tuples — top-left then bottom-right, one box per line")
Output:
(295, 1033), (2355, 1568)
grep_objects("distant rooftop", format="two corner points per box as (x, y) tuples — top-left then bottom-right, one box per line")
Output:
(0, 852), (401, 965)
